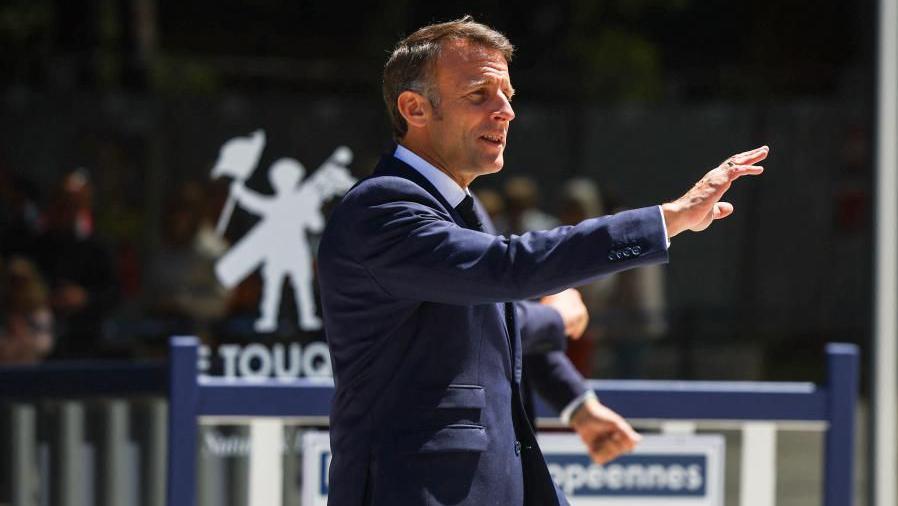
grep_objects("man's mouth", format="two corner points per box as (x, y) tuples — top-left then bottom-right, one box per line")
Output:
(479, 133), (505, 146)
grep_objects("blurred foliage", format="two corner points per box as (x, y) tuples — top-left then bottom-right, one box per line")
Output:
(149, 55), (221, 94)
(0, 0), (53, 43)
(0, 0), (54, 84)
(562, 0), (683, 100)
(0, 0), (870, 100)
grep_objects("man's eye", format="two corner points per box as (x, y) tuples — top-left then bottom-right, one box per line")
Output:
(468, 90), (487, 102)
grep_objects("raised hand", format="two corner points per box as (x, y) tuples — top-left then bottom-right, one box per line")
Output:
(661, 146), (768, 237)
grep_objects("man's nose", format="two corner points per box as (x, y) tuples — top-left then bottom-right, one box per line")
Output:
(492, 94), (515, 122)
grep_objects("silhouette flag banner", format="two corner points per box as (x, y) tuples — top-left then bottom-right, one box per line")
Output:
(209, 133), (356, 332)
(212, 129), (267, 234)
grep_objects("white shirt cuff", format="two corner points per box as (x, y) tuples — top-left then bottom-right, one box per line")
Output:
(560, 390), (599, 425)
(657, 205), (671, 248)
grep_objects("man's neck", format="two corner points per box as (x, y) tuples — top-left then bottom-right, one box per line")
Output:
(398, 139), (473, 189)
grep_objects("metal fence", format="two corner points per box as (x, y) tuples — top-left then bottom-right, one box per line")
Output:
(167, 337), (858, 506)
(0, 338), (858, 506)
(0, 362), (167, 506)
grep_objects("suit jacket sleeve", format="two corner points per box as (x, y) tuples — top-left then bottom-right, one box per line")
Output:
(516, 300), (590, 414)
(516, 300), (567, 355)
(524, 351), (589, 413)
(345, 178), (668, 305)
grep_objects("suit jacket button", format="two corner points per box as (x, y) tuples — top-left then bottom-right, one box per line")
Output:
(514, 440), (522, 456)
(623, 248), (631, 257)
(608, 253), (615, 261)
(632, 245), (641, 255)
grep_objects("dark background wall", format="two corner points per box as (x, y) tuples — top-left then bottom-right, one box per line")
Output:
(0, 0), (876, 382)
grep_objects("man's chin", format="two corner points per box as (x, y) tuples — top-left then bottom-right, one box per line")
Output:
(466, 154), (504, 179)
(480, 156), (504, 175)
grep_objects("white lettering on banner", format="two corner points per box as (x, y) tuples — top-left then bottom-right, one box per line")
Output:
(199, 343), (333, 379)
(202, 427), (304, 457)
(274, 343), (301, 377)
(219, 345), (240, 378)
(239, 344), (273, 380)
(538, 433), (725, 505)
(548, 461), (704, 495)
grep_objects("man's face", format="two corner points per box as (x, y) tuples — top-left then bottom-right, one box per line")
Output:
(424, 40), (515, 181)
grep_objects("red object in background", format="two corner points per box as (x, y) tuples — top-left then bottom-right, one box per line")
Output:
(117, 241), (142, 298)
(566, 331), (594, 377)
(834, 188), (867, 234)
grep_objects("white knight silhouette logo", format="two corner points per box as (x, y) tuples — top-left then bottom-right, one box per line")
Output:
(212, 130), (356, 332)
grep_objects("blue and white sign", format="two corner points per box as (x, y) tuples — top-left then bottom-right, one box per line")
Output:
(538, 433), (725, 505)
(302, 431), (332, 506)
(301, 431), (724, 506)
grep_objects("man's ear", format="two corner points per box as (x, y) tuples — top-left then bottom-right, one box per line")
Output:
(397, 90), (429, 129)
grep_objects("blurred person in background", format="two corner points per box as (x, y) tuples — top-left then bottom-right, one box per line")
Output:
(0, 256), (54, 364)
(503, 175), (559, 234)
(557, 178), (667, 378)
(0, 170), (42, 259)
(27, 169), (118, 358)
(144, 182), (229, 338)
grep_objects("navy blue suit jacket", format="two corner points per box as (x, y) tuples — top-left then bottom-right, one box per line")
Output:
(318, 154), (668, 505)
(475, 194), (591, 423)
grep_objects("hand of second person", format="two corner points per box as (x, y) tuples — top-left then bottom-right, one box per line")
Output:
(662, 146), (768, 237)
(540, 288), (589, 339)
(570, 396), (641, 465)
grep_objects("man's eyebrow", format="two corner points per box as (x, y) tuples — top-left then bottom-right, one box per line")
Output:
(466, 77), (516, 97)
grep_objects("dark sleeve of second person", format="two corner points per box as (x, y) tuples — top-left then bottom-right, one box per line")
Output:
(515, 300), (567, 355)
(524, 351), (589, 415)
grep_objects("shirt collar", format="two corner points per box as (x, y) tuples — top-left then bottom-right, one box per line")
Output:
(394, 144), (468, 207)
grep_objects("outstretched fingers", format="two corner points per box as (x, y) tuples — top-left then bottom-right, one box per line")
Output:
(729, 145), (769, 166)
(728, 164), (764, 181)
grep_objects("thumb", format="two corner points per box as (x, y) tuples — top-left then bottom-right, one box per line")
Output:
(712, 202), (733, 220)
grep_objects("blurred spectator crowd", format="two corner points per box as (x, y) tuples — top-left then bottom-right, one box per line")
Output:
(0, 167), (232, 363)
(0, 165), (668, 377)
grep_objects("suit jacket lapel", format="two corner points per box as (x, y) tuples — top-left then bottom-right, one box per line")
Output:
(373, 153), (520, 382)
(372, 153), (469, 229)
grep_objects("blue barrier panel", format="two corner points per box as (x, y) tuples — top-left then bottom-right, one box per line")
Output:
(823, 343), (860, 506)
(547, 380), (828, 421)
(165, 337), (859, 506)
(167, 336), (200, 506)
(0, 361), (166, 398)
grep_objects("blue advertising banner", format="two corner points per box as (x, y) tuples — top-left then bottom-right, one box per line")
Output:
(538, 433), (725, 505)
(301, 432), (724, 506)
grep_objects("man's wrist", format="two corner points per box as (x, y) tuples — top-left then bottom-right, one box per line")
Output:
(561, 390), (598, 426)
(656, 205), (672, 248)
(660, 202), (684, 238)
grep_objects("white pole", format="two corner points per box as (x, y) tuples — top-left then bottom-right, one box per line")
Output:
(740, 423), (777, 506)
(248, 419), (285, 506)
(874, 0), (898, 504)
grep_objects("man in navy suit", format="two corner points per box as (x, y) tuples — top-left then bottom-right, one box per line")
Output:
(318, 16), (767, 506)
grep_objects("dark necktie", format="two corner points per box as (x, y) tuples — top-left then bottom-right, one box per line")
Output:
(455, 195), (484, 232)
(455, 195), (532, 446)
(454, 194), (521, 380)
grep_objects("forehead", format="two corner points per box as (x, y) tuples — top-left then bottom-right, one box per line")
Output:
(434, 39), (511, 89)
